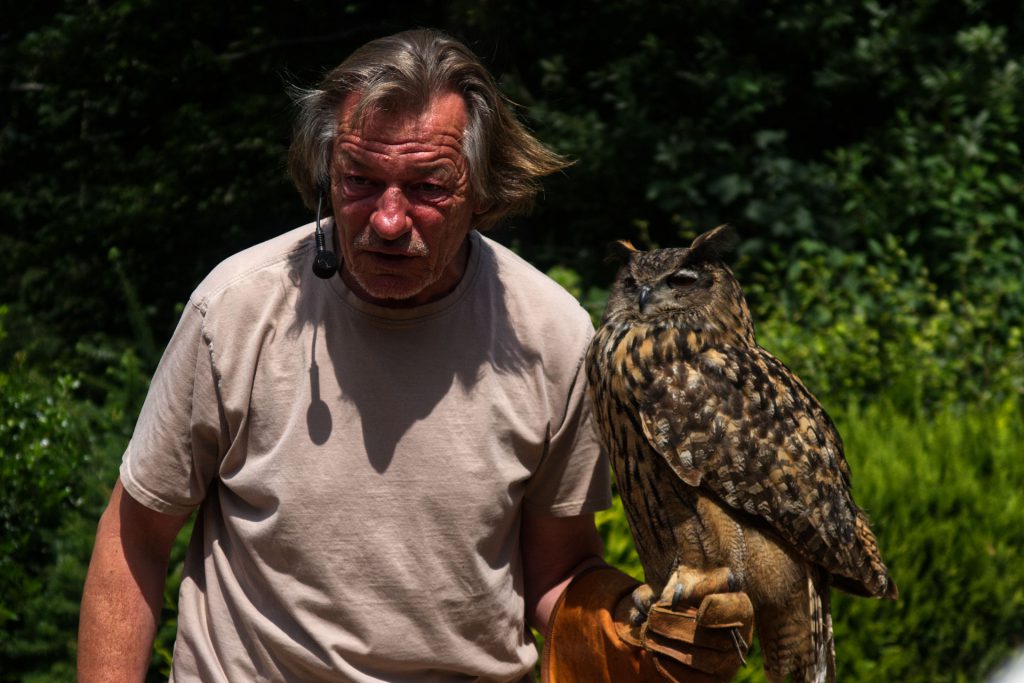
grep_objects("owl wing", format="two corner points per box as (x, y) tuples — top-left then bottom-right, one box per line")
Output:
(636, 341), (892, 598)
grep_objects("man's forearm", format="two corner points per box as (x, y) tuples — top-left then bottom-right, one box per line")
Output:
(530, 555), (608, 632)
(521, 510), (607, 634)
(78, 481), (186, 681)
(78, 532), (165, 679)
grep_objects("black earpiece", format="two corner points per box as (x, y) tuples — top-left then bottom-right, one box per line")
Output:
(311, 187), (339, 279)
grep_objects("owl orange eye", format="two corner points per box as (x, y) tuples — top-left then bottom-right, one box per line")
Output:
(667, 269), (700, 288)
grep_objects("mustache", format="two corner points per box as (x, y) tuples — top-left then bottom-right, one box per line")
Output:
(352, 231), (430, 257)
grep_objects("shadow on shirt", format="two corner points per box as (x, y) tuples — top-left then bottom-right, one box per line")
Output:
(286, 232), (541, 474)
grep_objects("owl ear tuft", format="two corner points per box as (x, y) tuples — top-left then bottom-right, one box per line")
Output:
(607, 240), (639, 263)
(689, 224), (739, 262)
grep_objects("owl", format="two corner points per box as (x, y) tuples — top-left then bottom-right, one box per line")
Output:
(586, 225), (897, 683)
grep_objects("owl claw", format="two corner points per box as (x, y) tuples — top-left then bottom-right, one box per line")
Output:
(671, 583), (684, 609)
(660, 565), (738, 608)
(630, 584), (656, 625)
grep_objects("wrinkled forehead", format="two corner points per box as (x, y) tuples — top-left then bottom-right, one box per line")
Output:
(330, 90), (472, 190)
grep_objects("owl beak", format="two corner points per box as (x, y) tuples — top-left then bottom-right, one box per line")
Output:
(638, 286), (652, 312)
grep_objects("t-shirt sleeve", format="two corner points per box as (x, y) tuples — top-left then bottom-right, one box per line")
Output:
(523, 338), (612, 517)
(119, 300), (225, 516)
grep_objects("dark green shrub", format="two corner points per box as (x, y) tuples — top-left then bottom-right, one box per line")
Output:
(0, 307), (151, 681)
(0, 364), (97, 679)
(831, 397), (1024, 682)
(742, 234), (1024, 413)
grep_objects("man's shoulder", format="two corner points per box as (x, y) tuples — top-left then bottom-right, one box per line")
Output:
(478, 233), (593, 332)
(189, 221), (315, 312)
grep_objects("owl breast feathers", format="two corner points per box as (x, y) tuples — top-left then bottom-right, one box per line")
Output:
(586, 225), (896, 683)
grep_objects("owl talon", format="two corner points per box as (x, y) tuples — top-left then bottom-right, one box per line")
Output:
(630, 584), (656, 625)
(661, 566), (738, 607)
(670, 583), (684, 609)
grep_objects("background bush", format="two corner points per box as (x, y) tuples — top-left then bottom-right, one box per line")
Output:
(2, 1), (1022, 680)
(0, 309), (135, 681)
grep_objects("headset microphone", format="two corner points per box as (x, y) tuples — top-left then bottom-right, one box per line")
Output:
(311, 188), (339, 279)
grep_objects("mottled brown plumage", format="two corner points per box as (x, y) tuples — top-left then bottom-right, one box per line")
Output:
(586, 225), (897, 683)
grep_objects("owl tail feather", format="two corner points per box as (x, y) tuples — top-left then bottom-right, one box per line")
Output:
(793, 575), (835, 683)
(761, 572), (835, 683)
(806, 577), (831, 683)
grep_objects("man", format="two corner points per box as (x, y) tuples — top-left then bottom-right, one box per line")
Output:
(78, 29), (750, 682)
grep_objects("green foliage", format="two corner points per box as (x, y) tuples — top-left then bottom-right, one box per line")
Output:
(0, 367), (91, 675)
(742, 233), (1024, 413)
(0, 367), (100, 679)
(831, 397), (1024, 682)
(595, 490), (641, 581)
(0, 305), (149, 681)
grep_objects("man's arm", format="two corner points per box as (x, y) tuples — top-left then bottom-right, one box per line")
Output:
(521, 509), (606, 633)
(78, 478), (191, 681)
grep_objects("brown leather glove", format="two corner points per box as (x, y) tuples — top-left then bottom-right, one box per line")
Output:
(543, 567), (754, 683)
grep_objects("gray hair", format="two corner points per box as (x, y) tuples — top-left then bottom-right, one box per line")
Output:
(288, 28), (570, 230)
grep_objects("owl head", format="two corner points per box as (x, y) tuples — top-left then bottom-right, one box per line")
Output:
(603, 225), (753, 341)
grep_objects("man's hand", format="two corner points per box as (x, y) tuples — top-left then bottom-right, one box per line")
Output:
(543, 567), (754, 683)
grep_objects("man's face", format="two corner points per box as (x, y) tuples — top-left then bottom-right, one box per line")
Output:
(330, 90), (479, 307)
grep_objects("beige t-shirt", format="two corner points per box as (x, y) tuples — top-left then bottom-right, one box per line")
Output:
(120, 221), (610, 682)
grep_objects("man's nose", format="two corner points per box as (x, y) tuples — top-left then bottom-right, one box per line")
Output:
(370, 186), (411, 240)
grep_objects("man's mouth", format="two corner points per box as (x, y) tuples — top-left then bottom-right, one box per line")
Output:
(366, 251), (414, 261)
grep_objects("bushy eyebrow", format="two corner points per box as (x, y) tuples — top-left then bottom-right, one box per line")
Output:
(336, 152), (376, 174)
(337, 151), (456, 181)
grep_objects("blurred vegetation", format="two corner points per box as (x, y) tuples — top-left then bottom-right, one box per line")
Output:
(2, 0), (1022, 681)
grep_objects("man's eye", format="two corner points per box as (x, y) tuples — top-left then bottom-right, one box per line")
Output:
(413, 182), (448, 197)
(341, 176), (382, 197)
